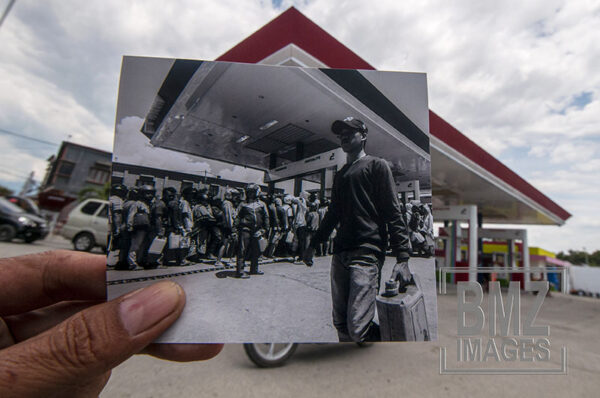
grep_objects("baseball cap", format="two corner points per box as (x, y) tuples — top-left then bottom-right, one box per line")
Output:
(331, 116), (368, 135)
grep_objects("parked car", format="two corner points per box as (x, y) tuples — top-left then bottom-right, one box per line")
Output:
(5, 195), (43, 217)
(0, 197), (49, 243)
(56, 198), (109, 251)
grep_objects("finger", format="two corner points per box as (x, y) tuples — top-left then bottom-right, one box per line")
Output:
(0, 281), (186, 397)
(4, 301), (102, 343)
(141, 343), (223, 362)
(0, 318), (15, 349)
(0, 250), (106, 316)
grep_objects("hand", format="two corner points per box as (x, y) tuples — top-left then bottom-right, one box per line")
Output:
(391, 261), (414, 292)
(303, 246), (315, 267)
(0, 251), (222, 397)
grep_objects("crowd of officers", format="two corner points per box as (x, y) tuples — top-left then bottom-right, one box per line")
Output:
(107, 182), (434, 278)
(108, 182), (333, 278)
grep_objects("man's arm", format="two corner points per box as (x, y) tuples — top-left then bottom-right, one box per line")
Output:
(261, 202), (270, 233)
(126, 203), (138, 231)
(374, 159), (411, 262)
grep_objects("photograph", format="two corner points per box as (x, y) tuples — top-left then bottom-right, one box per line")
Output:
(106, 56), (438, 343)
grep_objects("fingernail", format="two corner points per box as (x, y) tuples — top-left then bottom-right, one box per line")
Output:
(119, 282), (182, 336)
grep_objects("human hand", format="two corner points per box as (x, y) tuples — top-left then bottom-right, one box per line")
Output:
(390, 261), (414, 292)
(0, 251), (222, 398)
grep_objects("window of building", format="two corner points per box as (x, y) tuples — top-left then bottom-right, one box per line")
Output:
(87, 164), (111, 185)
(136, 175), (155, 186)
(57, 161), (75, 177)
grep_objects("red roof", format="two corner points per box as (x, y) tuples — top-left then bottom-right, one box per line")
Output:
(217, 6), (570, 222)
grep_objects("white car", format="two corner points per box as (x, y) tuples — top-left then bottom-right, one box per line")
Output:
(57, 198), (109, 251)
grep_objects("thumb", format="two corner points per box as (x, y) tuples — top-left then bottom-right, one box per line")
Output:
(0, 281), (184, 397)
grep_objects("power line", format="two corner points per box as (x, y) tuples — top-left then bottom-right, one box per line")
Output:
(0, 0), (16, 29)
(0, 128), (58, 147)
(0, 167), (32, 181)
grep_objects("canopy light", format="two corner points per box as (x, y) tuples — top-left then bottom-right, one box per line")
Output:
(259, 120), (279, 131)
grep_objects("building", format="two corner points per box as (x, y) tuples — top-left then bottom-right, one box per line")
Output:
(212, 7), (571, 289)
(38, 141), (112, 211)
(112, 162), (274, 198)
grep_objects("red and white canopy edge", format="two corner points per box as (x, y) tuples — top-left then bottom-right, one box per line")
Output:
(216, 7), (571, 227)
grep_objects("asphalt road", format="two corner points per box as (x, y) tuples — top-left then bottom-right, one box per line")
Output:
(2, 236), (600, 397)
(99, 291), (600, 398)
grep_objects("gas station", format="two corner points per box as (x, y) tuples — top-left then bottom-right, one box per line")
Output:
(113, 7), (570, 295)
(189, 7), (570, 289)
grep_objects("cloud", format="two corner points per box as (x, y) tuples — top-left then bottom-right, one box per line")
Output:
(0, 0), (599, 251)
(114, 116), (264, 184)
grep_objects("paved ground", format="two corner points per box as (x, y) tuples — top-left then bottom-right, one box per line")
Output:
(3, 237), (600, 397)
(99, 291), (600, 398)
(107, 255), (437, 343)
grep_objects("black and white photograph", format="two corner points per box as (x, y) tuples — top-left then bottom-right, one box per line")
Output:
(107, 56), (438, 343)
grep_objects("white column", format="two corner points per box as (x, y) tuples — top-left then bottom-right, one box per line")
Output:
(444, 236), (451, 269)
(509, 239), (516, 270)
(468, 205), (478, 283)
(523, 230), (531, 291)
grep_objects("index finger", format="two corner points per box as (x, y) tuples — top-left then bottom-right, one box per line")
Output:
(0, 250), (106, 316)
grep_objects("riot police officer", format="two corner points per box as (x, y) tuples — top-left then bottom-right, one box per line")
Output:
(107, 184), (128, 268)
(234, 183), (270, 278)
(126, 185), (155, 270)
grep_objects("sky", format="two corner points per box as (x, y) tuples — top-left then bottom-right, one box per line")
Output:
(0, 0), (598, 252)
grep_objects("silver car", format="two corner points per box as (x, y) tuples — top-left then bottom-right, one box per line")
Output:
(57, 198), (109, 251)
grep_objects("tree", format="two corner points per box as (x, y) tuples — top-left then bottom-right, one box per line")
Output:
(77, 181), (110, 201)
(557, 249), (599, 266)
(0, 184), (14, 196)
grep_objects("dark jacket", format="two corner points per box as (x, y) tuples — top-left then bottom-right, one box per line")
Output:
(276, 204), (289, 231)
(151, 200), (169, 236)
(235, 200), (270, 233)
(312, 155), (410, 261)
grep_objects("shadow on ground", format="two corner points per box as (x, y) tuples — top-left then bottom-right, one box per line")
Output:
(215, 270), (239, 279)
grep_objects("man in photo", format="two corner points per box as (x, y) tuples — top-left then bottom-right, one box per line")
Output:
(234, 183), (270, 278)
(304, 117), (413, 342)
(126, 185), (155, 270)
(107, 183), (128, 268)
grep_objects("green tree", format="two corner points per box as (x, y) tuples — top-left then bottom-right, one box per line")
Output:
(557, 249), (599, 266)
(0, 184), (14, 196)
(77, 181), (110, 201)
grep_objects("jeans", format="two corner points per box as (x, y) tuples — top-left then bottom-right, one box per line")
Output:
(331, 249), (383, 342)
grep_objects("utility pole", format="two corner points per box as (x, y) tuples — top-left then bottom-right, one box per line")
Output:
(0, 0), (17, 29)
(19, 171), (36, 196)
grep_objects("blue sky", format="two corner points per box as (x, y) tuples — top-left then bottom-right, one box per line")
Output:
(0, 0), (598, 251)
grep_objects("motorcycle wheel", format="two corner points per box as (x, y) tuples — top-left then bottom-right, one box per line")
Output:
(243, 343), (298, 368)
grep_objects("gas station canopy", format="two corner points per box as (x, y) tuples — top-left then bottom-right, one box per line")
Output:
(214, 7), (571, 226)
(142, 60), (431, 190)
